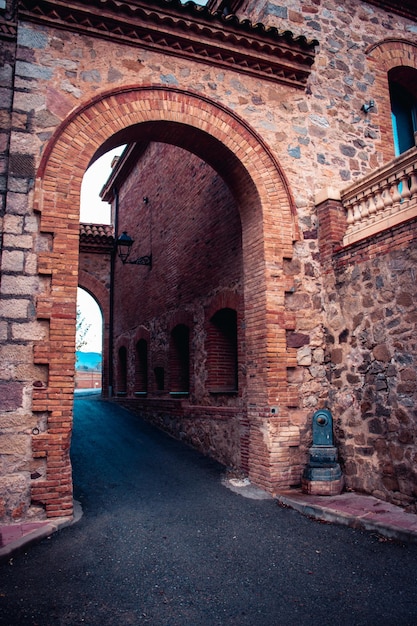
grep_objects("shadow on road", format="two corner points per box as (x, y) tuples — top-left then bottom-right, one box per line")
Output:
(0, 395), (416, 626)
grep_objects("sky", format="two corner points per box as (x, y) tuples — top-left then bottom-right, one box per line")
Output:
(77, 287), (103, 353)
(80, 147), (123, 224)
(77, 146), (125, 353)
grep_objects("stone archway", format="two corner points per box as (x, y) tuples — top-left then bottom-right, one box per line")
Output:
(33, 86), (298, 517)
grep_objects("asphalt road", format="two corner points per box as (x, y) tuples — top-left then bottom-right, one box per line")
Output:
(1, 395), (416, 626)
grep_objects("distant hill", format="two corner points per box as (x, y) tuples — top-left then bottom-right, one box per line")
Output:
(76, 351), (102, 371)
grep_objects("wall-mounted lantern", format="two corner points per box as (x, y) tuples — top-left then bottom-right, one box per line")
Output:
(361, 100), (375, 114)
(116, 231), (152, 267)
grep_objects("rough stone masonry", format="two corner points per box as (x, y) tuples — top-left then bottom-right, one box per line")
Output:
(0, 0), (416, 523)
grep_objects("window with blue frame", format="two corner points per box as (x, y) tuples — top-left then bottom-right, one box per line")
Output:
(389, 67), (417, 156)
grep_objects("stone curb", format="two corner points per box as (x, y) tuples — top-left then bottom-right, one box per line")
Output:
(276, 494), (417, 544)
(0, 522), (62, 561)
(0, 500), (83, 562)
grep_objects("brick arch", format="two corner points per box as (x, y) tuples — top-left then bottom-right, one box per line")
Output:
(168, 310), (193, 333)
(366, 40), (417, 161)
(114, 335), (130, 352)
(133, 327), (150, 344)
(205, 291), (242, 321)
(37, 86), (295, 242)
(367, 39), (417, 70)
(33, 86), (298, 513)
(78, 271), (108, 326)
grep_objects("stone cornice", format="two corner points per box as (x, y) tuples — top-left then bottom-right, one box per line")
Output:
(19, 0), (318, 88)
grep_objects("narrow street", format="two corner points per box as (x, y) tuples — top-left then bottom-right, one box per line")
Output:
(1, 394), (416, 626)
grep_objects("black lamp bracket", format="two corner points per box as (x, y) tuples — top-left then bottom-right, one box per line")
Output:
(116, 231), (152, 268)
(124, 254), (152, 267)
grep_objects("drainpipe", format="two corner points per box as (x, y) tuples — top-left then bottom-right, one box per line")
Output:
(108, 186), (119, 397)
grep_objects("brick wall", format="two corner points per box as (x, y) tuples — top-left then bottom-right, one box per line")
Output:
(112, 142), (245, 467)
(75, 370), (101, 389)
(114, 143), (242, 340)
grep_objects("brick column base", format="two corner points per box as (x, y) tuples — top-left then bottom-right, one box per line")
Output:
(302, 476), (345, 496)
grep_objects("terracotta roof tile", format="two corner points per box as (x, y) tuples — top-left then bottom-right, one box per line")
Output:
(79, 223), (114, 250)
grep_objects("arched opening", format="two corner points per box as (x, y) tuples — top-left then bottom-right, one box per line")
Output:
(135, 339), (148, 394)
(169, 325), (190, 394)
(117, 346), (128, 396)
(33, 86), (297, 517)
(75, 288), (103, 391)
(154, 366), (165, 392)
(207, 308), (238, 393)
(389, 67), (417, 156)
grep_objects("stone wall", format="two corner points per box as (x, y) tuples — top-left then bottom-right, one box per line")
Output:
(322, 219), (417, 511)
(117, 398), (243, 470)
(0, 0), (17, 232)
(0, 0), (416, 520)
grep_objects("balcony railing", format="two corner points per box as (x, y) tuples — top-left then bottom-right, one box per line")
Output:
(341, 146), (417, 246)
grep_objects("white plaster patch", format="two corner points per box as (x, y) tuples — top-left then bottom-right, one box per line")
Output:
(222, 477), (273, 500)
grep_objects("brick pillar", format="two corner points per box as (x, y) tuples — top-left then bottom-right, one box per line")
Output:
(316, 189), (347, 268)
